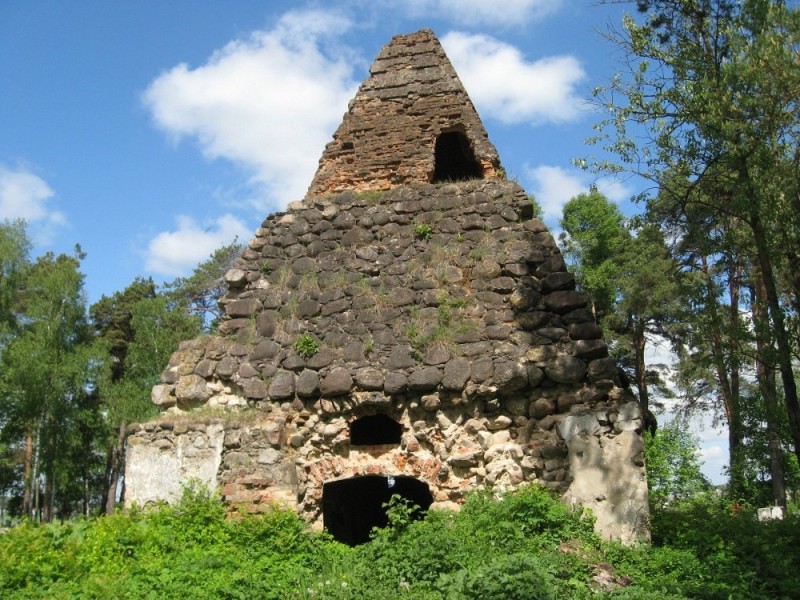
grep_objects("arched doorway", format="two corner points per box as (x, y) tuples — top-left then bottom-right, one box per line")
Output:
(350, 414), (402, 446)
(432, 130), (483, 182)
(322, 475), (433, 545)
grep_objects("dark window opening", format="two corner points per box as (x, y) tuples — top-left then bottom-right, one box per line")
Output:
(341, 141), (354, 151)
(350, 414), (402, 446)
(433, 131), (483, 183)
(322, 475), (433, 545)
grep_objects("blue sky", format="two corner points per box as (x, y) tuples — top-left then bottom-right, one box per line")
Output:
(0, 0), (726, 482)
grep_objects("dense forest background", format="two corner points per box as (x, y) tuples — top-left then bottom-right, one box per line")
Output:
(0, 222), (242, 521)
(1, 1), (799, 597)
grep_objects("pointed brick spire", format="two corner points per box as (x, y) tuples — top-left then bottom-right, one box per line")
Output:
(307, 29), (503, 196)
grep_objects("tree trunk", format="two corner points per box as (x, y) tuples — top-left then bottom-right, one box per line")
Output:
(42, 419), (57, 523)
(786, 250), (800, 353)
(632, 317), (657, 434)
(751, 273), (787, 509)
(700, 254), (744, 495)
(22, 428), (33, 518)
(750, 211), (800, 466)
(101, 439), (114, 512)
(727, 259), (744, 497)
(633, 319), (648, 410)
(105, 420), (127, 514)
(32, 430), (40, 523)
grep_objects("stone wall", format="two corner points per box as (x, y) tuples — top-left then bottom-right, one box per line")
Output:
(127, 398), (647, 542)
(125, 420), (224, 505)
(126, 179), (651, 543)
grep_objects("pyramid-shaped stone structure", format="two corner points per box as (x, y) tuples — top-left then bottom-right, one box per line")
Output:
(125, 29), (650, 545)
(308, 29), (502, 195)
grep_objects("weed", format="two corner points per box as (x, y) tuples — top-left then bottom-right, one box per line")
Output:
(298, 272), (321, 294)
(527, 194), (542, 218)
(270, 264), (293, 288)
(357, 190), (384, 203)
(413, 223), (433, 240)
(468, 246), (488, 262)
(294, 333), (320, 358)
(281, 296), (300, 318)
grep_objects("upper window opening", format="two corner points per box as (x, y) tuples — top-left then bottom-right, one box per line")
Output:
(433, 131), (483, 183)
(350, 414), (402, 446)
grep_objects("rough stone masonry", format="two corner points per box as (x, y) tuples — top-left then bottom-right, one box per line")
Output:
(124, 29), (650, 545)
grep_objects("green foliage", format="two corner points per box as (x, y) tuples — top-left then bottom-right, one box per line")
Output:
(95, 291), (201, 423)
(363, 336), (375, 353)
(590, 0), (800, 487)
(734, 386), (800, 507)
(294, 333), (320, 358)
(0, 220), (31, 341)
(0, 482), (339, 599)
(559, 189), (628, 319)
(440, 553), (557, 600)
(1, 482), (799, 598)
(0, 240), (105, 520)
(0, 234), (238, 520)
(90, 277), (157, 380)
(413, 223), (433, 240)
(644, 419), (711, 510)
(558, 189), (678, 416)
(647, 493), (800, 599)
(338, 485), (599, 599)
(91, 279), (204, 513)
(165, 240), (244, 330)
(527, 194), (542, 217)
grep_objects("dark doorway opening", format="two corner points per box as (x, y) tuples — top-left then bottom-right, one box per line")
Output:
(350, 414), (402, 446)
(322, 475), (433, 546)
(433, 130), (483, 182)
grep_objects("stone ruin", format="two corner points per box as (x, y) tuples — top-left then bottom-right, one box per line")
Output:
(124, 29), (650, 545)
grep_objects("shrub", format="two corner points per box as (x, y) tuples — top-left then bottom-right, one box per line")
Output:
(649, 493), (800, 599)
(413, 223), (433, 239)
(294, 333), (320, 358)
(439, 553), (557, 600)
(1, 481), (798, 599)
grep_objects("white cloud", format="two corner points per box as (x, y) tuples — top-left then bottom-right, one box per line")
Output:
(142, 9), (359, 212)
(145, 214), (251, 277)
(693, 412), (729, 485)
(596, 178), (632, 204)
(0, 164), (67, 244)
(441, 32), (585, 125)
(0, 165), (65, 224)
(525, 165), (584, 220)
(406, 0), (562, 26)
(644, 335), (675, 369)
(525, 165), (632, 221)
(698, 442), (727, 484)
(698, 444), (724, 460)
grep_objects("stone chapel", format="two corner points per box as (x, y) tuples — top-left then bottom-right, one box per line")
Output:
(124, 29), (650, 545)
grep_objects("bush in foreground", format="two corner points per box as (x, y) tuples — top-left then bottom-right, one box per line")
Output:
(1, 483), (798, 599)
